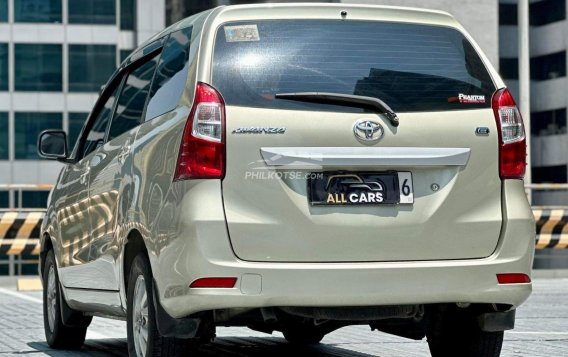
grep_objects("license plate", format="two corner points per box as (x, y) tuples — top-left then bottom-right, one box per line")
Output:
(309, 171), (414, 205)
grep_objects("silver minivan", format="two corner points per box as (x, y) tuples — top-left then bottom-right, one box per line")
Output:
(38, 4), (534, 357)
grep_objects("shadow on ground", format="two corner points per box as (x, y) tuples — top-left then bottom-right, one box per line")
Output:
(29, 337), (377, 357)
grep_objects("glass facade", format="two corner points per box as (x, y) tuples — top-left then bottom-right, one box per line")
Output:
(0, 112), (8, 160)
(14, 0), (62, 23)
(15, 44), (62, 91)
(499, 58), (518, 80)
(69, 0), (116, 24)
(531, 51), (566, 80)
(531, 108), (567, 136)
(17, 190), (50, 208)
(15, 112), (62, 160)
(499, 1), (566, 26)
(0, 43), (7, 91)
(0, 0), (7, 22)
(532, 165), (568, 183)
(530, 0), (566, 26)
(69, 44), (116, 92)
(120, 0), (135, 30)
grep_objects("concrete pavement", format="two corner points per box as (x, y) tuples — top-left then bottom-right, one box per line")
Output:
(0, 278), (567, 356)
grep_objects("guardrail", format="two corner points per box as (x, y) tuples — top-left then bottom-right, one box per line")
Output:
(0, 183), (567, 275)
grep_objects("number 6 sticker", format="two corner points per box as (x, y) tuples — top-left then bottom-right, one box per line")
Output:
(397, 172), (414, 204)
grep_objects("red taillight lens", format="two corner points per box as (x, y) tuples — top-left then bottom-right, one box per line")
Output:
(491, 88), (526, 179)
(174, 82), (225, 180)
(496, 273), (531, 284)
(189, 277), (237, 289)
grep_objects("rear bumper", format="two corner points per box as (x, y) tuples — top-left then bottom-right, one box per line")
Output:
(154, 180), (534, 319)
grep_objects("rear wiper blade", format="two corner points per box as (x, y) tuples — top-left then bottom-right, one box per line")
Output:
(274, 92), (399, 127)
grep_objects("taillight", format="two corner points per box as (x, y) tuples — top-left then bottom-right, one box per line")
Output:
(174, 82), (225, 180)
(491, 88), (526, 179)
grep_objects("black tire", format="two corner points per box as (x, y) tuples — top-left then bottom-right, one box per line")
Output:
(283, 325), (325, 345)
(127, 254), (196, 357)
(427, 307), (504, 357)
(43, 250), (91, 349)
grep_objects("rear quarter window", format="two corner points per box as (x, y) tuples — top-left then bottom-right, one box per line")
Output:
(212, 20), (496, 113)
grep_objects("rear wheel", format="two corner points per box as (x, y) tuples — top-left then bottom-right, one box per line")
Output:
(43, 250), (91, 349)
(127, 254), (197, 357)
(427, 307), (504, 357)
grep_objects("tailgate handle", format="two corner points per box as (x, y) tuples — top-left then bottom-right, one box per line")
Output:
(260, 147), (471, 167)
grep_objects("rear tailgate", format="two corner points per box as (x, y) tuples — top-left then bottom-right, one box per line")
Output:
(211, 18), (502, 262)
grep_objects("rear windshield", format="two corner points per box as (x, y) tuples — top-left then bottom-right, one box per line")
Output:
(212, 20), (496, 113)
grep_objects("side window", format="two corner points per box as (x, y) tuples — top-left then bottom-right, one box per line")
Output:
(108, 54), (159, 141)
(145, 27), (193, 121)
(82, 85), (120, 158)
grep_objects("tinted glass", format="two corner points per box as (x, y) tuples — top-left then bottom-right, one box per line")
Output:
(531, 52), (566, 80)
(68, 112), (88, 148)
(530, 0), (565, 26)
(533, 165), (567, 183)
(0, 191), (7, 208)
(0, 112), (7, 160)
(120, 0), (135, 30)
(531, 108), (567, 136)
(108, 55), (158, 140)
(14, 0), (61, 23)
(499, 58), (518, 80)
(145, 27), (192, 120)
(82, 86), (119, 158)
(213, 20), (495, 113)
(120, 49), (132, 63)
(499, 4), (517, 25)
(15, 44), (62, 91)
(69, 45), (116, 92)
(14, 112), (62, 160)
(20, 190), (50, 208)
(69, 0), (116, 24)
(0, 43), (7, 91)
(0, 0), (7, 22)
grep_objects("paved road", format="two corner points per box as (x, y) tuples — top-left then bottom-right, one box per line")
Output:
(0, 278), (567, 356)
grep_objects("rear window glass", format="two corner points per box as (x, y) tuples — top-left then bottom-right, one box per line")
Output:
(212, 20), (496, 113)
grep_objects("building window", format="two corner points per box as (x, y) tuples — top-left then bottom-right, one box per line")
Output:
(120, 0), (135, 30)
(68, 112), (88, 148)
(15, 44), (62, 91)
(531, 51), (566, 80)
(16, 190), (50, 208)
(499, 58), (518, 80)
(14, 0), (62, 23)
(0, 112), (8, 160)
(532, 165), (567, 183)
(120, 49), (132, 63)
(69, 45), (116, 92)
(499, 3), (517, 25)
(0, 0), (7, 22)
(15, 112), (62, 160)
(0, 191), (7, 208)
(0, 43), (7, 91)
(531, 108), (567, 136)
(69, 0), (116, 25)
(530, 0), (566, 26)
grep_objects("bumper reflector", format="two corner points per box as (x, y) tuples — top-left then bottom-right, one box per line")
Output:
(496, 273), (531, 284)
(190, 277), (237, 288)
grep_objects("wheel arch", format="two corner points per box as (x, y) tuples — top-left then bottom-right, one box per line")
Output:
(123, 229), (149, 295)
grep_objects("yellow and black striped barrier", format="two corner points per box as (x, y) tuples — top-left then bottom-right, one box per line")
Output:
(0, 209), (567, 255)
(0, 212), (42, 256)
(534, 209), (568, 249)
